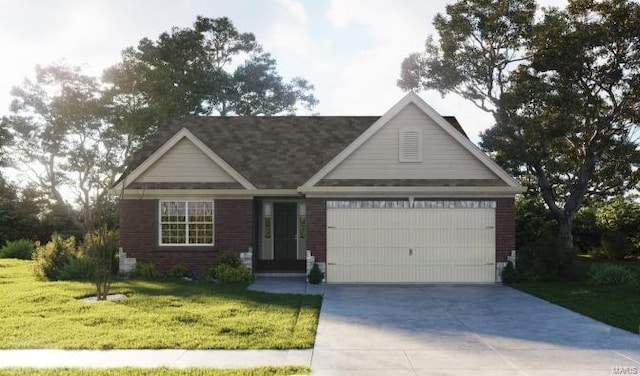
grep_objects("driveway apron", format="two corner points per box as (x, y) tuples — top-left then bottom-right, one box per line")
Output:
(312, 284), (640, 375)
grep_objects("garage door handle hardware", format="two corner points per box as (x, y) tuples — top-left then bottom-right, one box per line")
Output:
(327, 263), (336, 265)
(409, 248), (413, 256)
(486, 226), (495, 229)
(327, 226), (337, 229)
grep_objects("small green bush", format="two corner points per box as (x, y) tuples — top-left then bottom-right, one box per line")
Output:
(0, 239), (35, 260)
(599, 230), (632, 261)
(215, 263), (254, 284)
(167, 263), (189, 278)
(501, 261), (518, 284)
(218, 251), (241, 267)
(588, 263), (634, 286)
(307, 263), (324, 284)
(134, 261), (157, 278)
(58, 255), (95, 281)
(516, 230), (580, 281)
(32, 234), (78, 281)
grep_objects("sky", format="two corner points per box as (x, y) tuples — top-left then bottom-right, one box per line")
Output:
(0, 0), (565, 145)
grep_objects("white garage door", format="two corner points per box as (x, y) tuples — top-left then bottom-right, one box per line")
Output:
(326, 201), (496, 283)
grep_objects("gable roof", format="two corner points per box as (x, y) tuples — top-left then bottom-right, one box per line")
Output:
(120, 116), (377, 189)
(116, 93), (509, 192)
(302, 92), (522, 190)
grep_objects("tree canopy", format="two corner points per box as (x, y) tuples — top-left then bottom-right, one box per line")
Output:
(399, 0), (640, 247)
(103, 16), (318, 141)
(2, 15), (318, 234)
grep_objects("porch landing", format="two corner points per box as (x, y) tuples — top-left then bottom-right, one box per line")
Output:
(248, 276), (325, 295)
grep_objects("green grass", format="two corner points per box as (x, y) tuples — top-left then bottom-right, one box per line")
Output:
(512, 258), (640, 333)
(0, 366), (309, 376)
(0, 260), (321, 349)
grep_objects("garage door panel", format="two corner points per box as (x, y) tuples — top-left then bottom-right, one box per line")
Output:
(326, 206), (495, 283)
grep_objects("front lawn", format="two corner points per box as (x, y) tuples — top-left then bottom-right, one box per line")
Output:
(0, 260), (321, 349)
(512, 258), (640, 333)
(0, 367), (309, 376)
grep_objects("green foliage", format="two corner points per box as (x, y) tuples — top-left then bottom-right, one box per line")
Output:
(58, 256), (95, 281)
(218, 251), (241, 267)
(516, 230), (582, 281)
(588, 263), (635, 286)
(595, 196), (640, 257)
(307, 263), (324, 284)
(0, 239), (35, 260)
(515, 195), (557, 249)
(166, 263), (189, 278)
(215, 264), (254, 285)
(32, 234), (78, 281)
(501, 261), (519, 284)
(573, 206), (602, 254)
(598, 231), (632, 261)
(103, 16), (317, 143)
(134, 261), (157, 278)
(84, 228), (118, 300)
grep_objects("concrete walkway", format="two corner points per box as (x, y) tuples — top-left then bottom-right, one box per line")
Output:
(0, 349), (311, 369)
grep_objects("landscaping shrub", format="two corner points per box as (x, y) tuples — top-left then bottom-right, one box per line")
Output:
(588, 263), (634, 286)
(516, 230), (583, 281)
(218, 251), (241, 267)
(501, 261), (518, 284)
(167, 263), (189, 278)
(32, 234), (78, 281)
(599, 230), (633, 261)
(134, 261), (157, 278)
(573, 206), (602, 254)
(0, 239), (35, 260)
(58, 255), (95, 281)
(215, 263), (254, 284)
(307, 263), (324, 284)
(515, 196), (557, 249)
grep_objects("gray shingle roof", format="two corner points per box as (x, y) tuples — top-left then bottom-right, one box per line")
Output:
(123, 116), (467, 189)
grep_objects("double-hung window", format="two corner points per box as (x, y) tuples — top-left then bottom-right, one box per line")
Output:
(160, 201), (214, 245)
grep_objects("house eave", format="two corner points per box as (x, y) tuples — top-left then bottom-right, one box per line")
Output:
(299, 185), (525, 198)
(113, 188), (302, 199)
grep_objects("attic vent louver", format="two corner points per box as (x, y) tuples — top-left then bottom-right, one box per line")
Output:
(399, 127), (422, 162)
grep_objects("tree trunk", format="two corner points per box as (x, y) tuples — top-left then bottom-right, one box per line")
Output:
(556, 213), (574, 251)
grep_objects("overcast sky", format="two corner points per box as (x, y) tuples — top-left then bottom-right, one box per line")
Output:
(0, 0), (565, 144)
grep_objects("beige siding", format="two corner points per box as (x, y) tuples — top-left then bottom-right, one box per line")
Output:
(326, 207), (496, 283)
(325, 103), (499, 180)
(136, 138), (235, 183)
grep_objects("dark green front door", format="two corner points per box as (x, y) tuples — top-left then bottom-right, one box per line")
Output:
(273, 203), (297, 260)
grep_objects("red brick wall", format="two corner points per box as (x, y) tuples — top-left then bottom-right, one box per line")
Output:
(495, 197), (515, 262)
(306, 198), (327, 262)
(119, 199), (253, 275)
(305, 197), (516, 264)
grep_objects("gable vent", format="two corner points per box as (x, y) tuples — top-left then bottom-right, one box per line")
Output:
(399, 127), (422, 162)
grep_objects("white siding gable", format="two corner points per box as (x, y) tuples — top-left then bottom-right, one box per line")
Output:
(325, 103), (499, 180)
(136, 138), (236, 183)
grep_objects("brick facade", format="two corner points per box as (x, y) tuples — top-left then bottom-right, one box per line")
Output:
(119, 199), (252, 275)
(305, 197), (516, 264)
(495, 197), (516, 262)
(306, 198), (327, 263)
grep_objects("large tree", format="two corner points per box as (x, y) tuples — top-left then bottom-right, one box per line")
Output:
(399, 0), (640, 247)
(103, 15), (318, 148)
(5, 64), (125, 232)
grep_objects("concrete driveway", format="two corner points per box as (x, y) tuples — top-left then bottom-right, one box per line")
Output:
(312, 284), (640, 375)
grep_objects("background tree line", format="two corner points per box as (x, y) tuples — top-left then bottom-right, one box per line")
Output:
(0, 16), (317, 246)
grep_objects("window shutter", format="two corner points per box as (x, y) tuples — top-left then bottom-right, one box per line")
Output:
(399, 127), (422, 162)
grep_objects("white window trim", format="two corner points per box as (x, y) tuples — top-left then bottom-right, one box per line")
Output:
(399, 126), (423, 162)
(158, 200), (214, 246)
